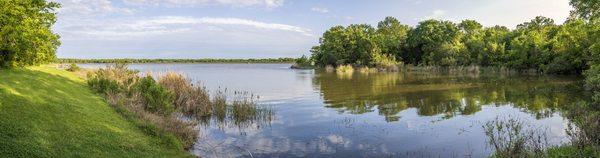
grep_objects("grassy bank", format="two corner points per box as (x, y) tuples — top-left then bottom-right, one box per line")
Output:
(0, 65), (192, 157)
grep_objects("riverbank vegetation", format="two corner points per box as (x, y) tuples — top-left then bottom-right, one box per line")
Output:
(0, 66), (193, 157)
(303, 0), (600, 156)
(57, 58), (295, 64)
(86, 63), (274, 150)
(304, 16), (600, 74)
(297, 0), (600, 75)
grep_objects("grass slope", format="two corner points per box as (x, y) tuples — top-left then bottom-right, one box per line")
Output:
(0, 65), (192, 157)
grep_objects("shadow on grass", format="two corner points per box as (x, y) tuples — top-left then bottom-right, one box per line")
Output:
(0, 68), (189, 157)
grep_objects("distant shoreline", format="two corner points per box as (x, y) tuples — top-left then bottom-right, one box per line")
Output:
(56, 58), (296, 64)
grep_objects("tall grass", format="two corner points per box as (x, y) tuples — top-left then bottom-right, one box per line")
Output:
(336, 64), (354, 74)
(86, 63), (275, 149)
(158, 72), (212, 117)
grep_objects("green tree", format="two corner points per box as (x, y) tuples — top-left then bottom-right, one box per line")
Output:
(0, 0), (60, 68)
(543, 19), (591, 74)
(506, 16), (556, 70)
(407, 20), (463, 66)
(570, 0), (600, 21)
(312, 26), (348, 66)
(459, 20), (485, 65)
(481, 26), (510, 66)
(375, 17), (410, 62)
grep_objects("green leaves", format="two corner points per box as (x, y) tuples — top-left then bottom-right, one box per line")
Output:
(0, 0), (60, 68)
(570, 0), (600, 21)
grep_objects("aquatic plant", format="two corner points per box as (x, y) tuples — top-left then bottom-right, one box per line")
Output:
(482, 116), (550, 158)
(86, 63), (275, 149)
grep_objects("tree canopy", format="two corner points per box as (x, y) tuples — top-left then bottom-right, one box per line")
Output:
(305, 7), (599, 75)
(0, 0), (60, 68)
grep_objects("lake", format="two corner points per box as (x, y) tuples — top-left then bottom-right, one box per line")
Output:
(80, 63), (589, 158)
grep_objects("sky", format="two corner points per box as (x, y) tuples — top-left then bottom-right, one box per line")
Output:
(51, 0), (573, 59)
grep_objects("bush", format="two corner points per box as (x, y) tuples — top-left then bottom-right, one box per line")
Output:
(134, 76), (175, 115)
(66, 63), (80, 72)
(291, 55), (313, 69)
(482, 116), (549, 158)
(371, 52), (400, 71)
(585, 65), (600, 90)
(87, 77), (122, 94)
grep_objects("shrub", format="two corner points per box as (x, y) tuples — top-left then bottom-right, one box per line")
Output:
(291, 55), (313, 69)
(66, 63), (80, 72)
(134, 76), (175, 115)
(585, 64), (600, 91)
(371, 52), (400, 71)
(87, 76), (122, 94)
(565, 102), (600, 149)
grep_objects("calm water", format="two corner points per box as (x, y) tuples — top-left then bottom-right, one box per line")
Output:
(81, 63), (589, 158)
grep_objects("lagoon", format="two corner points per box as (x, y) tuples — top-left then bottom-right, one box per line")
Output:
(80, 63), (589, 158)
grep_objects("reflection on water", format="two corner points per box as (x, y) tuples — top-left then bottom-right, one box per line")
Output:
(314, 71), (586, 121)
(78, 63), (590, 157)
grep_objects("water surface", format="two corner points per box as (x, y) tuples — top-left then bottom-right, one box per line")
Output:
(80, 63), (589, 158)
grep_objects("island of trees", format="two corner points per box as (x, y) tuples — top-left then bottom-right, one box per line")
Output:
(302, 11), (599, 75)
(296, 0), (600, 106)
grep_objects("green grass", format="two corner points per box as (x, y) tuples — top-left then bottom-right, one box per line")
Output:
(0, 65), (192, 157)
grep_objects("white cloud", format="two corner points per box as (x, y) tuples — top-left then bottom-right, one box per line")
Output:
(52, 0), (134, 16)
(420, 9), (446, 20)
(123, 0), (285, 8)
(468, 0), (571, 27)
(55, 16), (313, 40)
(311, 7), (329, 13)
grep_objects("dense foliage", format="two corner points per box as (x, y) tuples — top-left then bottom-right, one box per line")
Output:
(308, 16), (599, 75)
(134, 76), (175, 115)
(0, 0), (60, 68)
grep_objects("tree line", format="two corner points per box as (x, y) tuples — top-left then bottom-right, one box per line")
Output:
(57, 58), (295, 64)
(307, 0), (599, 75)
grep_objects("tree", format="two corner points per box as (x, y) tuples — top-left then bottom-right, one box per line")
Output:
(375, 17), (410, 62)
(481, 26), (509, 66)
(312, 26), (347, 66)
(543, 19), (591, 74)
(407, 20), (463, 66)
(0, 0), (61, 68)
(459, 20), (485, 65)
(506, 16), (556, 70)
(570, 0), (600, 21)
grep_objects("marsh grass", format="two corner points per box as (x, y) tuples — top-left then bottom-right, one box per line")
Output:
(87, 63), (275, 149)
(208, 89), (274, 129)
(358, 66), (378, 74)
(336, 64), (354, 74)
(482, 116), (550, 158)
(159, 72), (212, 117)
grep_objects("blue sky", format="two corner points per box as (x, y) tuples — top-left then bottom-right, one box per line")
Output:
(52, 0), (572, 59)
